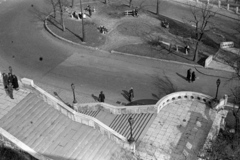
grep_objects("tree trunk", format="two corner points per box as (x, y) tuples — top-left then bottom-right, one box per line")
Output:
(60, 12), (65, 31)
(58, 0), (65, 31)
(156, 0), (159, 15)
(105, 0), (108, 5)
(194, 41), (199, 62)
(51, 0), (56, 18)
(129, 0), (132, 8)
(71, 0), (74, 8)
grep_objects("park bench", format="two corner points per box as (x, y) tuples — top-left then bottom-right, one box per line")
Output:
(124, 9), (138, 17)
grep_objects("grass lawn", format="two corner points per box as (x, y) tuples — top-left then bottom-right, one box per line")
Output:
(46, 1), (238, 65)
(47, 15), (106, 47)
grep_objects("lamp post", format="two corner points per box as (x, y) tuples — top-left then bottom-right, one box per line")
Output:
(71, 83), (77, 104)
(214, 79), (221, 101)
(80, 0), (85, 42)
(128, 117), (135, 143)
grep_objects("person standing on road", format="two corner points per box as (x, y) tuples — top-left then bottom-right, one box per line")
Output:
(128, 87), (134, 102)
(12, 75), (19, 90)
(191, 71), (196, 82)
(99, 91), (105, 102)
(187, 69), (191, 83)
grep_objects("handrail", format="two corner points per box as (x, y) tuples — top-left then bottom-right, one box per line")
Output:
(78, 102), (156, 114)
(21, 78), (131, 150)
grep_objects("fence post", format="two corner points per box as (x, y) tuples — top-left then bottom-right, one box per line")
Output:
(176, 45), (179, 52)
(236, 7), (239, 14)
(227, 4), (230, 10)
(207, 0), (209, 5)
(218, 0), (221, 8)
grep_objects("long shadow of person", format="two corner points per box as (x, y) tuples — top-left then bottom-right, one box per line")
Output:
(176, 72), (187, 81)
(121, 90), (130, 101)
(91, 94), (99, 102)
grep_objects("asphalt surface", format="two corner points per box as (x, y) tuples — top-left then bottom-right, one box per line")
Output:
(0, 0), (238, 105)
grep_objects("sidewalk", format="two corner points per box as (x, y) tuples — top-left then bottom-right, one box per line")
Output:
(171, 0), (240, 20)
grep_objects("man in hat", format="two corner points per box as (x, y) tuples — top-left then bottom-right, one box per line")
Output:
(99, 91), (105, 102)
(129, 87), (134, 102)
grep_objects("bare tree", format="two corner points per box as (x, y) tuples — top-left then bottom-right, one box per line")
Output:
(156, 0), (161, 15)
(129, 0), (133, 8)
(58, 0), (65, 31)
(71, 0), (74, 8)
(49, 0), (59, 18)
(189, 3), (216, 62)
(105, 0), (109, 5)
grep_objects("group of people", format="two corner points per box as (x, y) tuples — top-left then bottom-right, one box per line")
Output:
(187, 69), (196, 83)
(2, 67), (19, 99)
(85, 5), (95, 17)
(97, 26), (108, 34)
(98, 87), (134, 103)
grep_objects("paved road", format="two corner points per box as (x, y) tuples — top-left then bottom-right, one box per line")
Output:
(0, 0), (238, 105)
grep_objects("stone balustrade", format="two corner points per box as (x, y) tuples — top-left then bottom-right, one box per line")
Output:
(21, 78), (133, 152)
(78, 102), (156, 114)
(155, 91), (212, 113)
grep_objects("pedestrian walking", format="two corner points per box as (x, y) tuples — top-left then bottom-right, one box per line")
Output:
(191, 71), (196, 82)
(98, 91), (105, 102)
(88, 5), (92, 17)
(185, 45), (190, 55)
(12, 75), (19, 90)
(186, 69), (191, 82)
(128, 87), (134, 102)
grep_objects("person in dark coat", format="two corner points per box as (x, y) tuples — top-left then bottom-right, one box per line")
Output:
(8, 73), (13, 84)
(2, 73), (8, 89)
(99, 91), (105, 102)
(191, 71), (196, 82)
(128, 87), (134, 102)
(186, 69), (191, 83)
(12, 75), (19, 90)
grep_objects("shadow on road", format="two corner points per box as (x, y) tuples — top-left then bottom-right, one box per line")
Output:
(176, 72), (187, 81)
(91, 94), (99, 102)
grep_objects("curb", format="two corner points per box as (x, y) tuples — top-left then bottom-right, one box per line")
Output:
(44, 13), (100, 51)
(110, 50), (203, 68)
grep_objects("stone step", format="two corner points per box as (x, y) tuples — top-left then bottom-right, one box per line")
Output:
(76, 131), (103, 160)
(95, 140), (117, 160)
(10, 101), (48, 136)
(86, 135), (109, 160)
(109, 113), (156, 141)
(91, 136), (113, 160)
(1, 96), (40, 131)
(0, 92), (123, 160)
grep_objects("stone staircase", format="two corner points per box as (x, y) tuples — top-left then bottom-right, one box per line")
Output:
(80, 107), (157, 142)
(0, 93), (124, 160)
